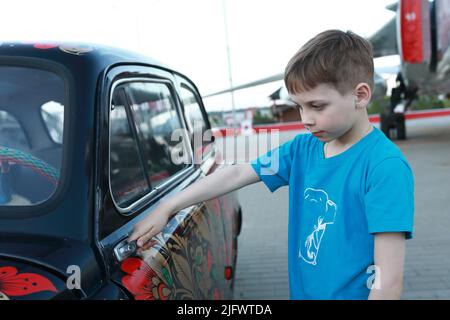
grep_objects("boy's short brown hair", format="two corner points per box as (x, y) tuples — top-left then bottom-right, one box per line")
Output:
(284, 30), (374, 96)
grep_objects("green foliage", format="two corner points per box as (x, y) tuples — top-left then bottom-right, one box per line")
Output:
(252, 110), (275, 125)
(367, 95), (450, 114)
(367, 96), (390, 115)
(208, 114), (225, 127)
(409, 95), (447, 110)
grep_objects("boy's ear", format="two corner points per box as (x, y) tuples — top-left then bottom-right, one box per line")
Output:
(353, 83), (372, 108)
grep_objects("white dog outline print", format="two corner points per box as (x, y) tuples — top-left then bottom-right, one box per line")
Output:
(299, 188), (337, 266)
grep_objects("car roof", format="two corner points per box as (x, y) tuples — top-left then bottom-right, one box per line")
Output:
(0, 41), (175, 76)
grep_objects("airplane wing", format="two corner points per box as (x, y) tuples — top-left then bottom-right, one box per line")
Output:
(369, 16), (398, 58)
(202, 73), (284, 98)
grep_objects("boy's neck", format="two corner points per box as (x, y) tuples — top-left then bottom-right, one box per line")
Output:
(329, 119), (373, 150)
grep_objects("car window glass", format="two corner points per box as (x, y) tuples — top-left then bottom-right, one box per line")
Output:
(179, 85), (213, 162)
(0, 66), (64, 207)
(109, 89), (150, 208)
(126, 81), (190, 187)
(180, 86), (207, 133)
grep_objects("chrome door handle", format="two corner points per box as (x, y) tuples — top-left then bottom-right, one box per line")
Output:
(113, 239), (137, 262)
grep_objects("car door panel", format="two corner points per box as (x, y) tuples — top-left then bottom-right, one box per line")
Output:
(116, 201), (230, 299)
(109, 154), (238, 299)
(102, 66), (240, 300)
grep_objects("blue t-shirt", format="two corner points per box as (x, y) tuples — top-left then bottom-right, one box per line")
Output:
(250, 126), (414, 300)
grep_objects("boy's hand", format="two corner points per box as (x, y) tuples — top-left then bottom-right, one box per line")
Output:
(128, 203), (173, 248)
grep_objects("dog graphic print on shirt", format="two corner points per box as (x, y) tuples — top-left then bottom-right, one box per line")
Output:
(299, 188), (337, 266)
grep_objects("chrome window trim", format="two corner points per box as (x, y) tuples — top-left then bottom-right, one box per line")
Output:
(108, 77), (195, 215)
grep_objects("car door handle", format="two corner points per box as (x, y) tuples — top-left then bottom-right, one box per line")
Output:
(113, 239), (137, 262)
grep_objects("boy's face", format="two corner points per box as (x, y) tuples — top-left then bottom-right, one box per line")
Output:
(289, 83), (362, 142)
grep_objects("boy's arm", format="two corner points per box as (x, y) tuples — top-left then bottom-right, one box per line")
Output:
(128, 163), (260, 247)
(368, 232), (406, 300)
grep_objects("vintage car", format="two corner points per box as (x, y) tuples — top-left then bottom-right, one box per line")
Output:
(0, 42), (242, 300)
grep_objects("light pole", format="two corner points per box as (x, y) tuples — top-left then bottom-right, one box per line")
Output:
(222, 0), (237, 131)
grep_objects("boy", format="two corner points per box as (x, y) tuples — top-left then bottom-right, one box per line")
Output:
(129, 30), (415, 300)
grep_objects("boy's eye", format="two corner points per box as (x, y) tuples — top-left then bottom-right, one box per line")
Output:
(312, 105), (325, 109)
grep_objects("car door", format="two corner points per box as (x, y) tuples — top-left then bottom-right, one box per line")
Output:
(97, 65), (238, 300)
(174, 73), (240, 290)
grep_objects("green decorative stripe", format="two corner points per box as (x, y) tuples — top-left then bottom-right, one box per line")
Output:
(0, 147), (60, 183)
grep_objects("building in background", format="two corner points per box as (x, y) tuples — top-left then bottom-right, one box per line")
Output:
(268, 86), (300, 123)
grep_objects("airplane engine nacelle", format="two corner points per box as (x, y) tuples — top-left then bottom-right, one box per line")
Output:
(398, 0), (432, 88)
(399, 0), (431, 64)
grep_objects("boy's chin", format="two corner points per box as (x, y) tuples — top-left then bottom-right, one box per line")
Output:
(313, 135), (331, 142)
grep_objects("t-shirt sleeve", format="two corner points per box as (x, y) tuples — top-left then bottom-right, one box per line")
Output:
(364, 157), (415, 239)
(249, 138), (296, 192)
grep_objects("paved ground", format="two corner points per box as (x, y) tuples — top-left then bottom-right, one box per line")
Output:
(220, 115), (450, 300)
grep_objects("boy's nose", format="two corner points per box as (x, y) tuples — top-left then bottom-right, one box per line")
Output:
(301, 113), (315, 126)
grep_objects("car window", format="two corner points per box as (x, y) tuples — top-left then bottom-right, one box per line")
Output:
(109, 88), (150, 208)
(0, 66), (65, 207)
(179, 84), (213, 162)
(125, 81), (190, 188)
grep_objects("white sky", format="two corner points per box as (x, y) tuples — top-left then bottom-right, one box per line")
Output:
(0, 0), (398, 111)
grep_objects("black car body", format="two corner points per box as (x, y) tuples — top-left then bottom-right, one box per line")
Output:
(0, 42), (242, 300)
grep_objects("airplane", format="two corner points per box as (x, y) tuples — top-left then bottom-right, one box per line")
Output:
(370, 0), (450, 139)
(203, 0), (450, 140)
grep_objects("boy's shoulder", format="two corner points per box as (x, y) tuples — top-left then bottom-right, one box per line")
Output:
(359, 128), (414, 181)
(366, 128), (411, 168)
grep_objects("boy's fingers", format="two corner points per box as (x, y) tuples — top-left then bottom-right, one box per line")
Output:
(128, 222), (149, 242)
(137, 228), (155, 248)
(128, 233), (137, 243)
(128, 229), (143, 243)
